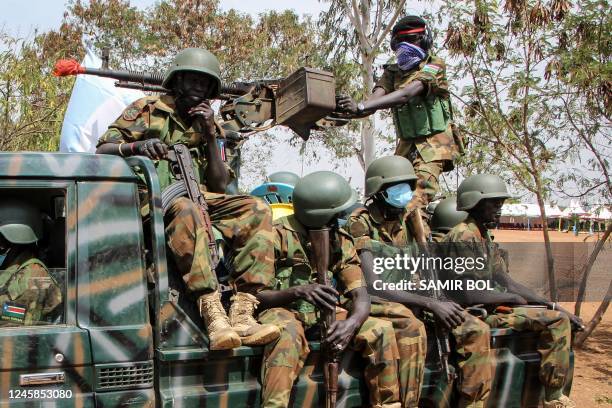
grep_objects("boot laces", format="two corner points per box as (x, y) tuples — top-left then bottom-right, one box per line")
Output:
(200, 295), (230, 331)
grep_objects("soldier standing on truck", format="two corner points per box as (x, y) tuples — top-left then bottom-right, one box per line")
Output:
(441, 174), (583, 408)
(346, 156), (492, 408)
(337, 16), (462, 221)
(256, 171), (405, 408)
(0, 199), (62, 327)
(96, 48), (280, 350)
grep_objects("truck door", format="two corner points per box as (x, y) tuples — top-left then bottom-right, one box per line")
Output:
(0, 183), (95, 407)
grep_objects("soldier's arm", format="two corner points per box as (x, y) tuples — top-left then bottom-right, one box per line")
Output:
(360, 81), (426, 112)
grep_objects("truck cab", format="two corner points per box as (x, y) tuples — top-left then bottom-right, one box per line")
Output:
(0, 152), (573, 407)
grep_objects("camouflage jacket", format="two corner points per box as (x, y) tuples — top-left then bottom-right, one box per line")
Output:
(441, 216), (507, 292)
(346, 205), (416, 250)
(0, 249), (62, 327)
(272, 215), (364, 326)
(375, 55), (459, 164)
(97, 94), (231, 191)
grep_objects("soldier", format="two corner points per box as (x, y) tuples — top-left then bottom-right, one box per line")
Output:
(256, 171), (403, 408)
(430, 197), (468, 242)
(0, 199), (62, 327)
(346, 156), (492, 408)
(96, 48), (279, 350)
(337, 16), (462, 216)
(442, 174), (583, 408)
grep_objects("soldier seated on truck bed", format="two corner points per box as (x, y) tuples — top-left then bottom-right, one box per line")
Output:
(346, 156), (492, 408)
(0, 199), (62, 327)
(256, 171), (405, 408)
(440, 174), (584, 408)
(96, 47), (279, 351)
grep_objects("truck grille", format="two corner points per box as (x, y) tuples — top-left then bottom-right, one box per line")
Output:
(97, 361), (154, 390)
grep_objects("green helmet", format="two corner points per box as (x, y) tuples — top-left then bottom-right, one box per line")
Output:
(431, 197), (468, 232)
(162, 48), (222, 96)
(365, 156), (417, 197)
(0, 199), (42, 244)
(267, 171), (300, 187)
(293, 171), (358, 228)
(457, 174), (511, 211)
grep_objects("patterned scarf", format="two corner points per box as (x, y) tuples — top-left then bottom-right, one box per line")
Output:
(396, 42), (427, 71)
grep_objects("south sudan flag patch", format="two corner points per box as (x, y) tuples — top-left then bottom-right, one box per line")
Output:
(422, 64), (442, 75)
(1, 301), (26, 323)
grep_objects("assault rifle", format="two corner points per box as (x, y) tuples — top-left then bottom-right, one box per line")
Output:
(166, 143), (219, 269)
(309, 227), (339, 408)
(53, 59), (348, 140)
(408, 209), (455, 382)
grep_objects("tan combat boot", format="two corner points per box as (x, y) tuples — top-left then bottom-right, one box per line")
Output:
(198, 290), (241, 350)
(543, 395), (576, 408)
(229, 292), (280, 346)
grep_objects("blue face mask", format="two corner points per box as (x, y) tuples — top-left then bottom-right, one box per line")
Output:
(395, 42), (427, 71)
(0, 248), (9, 267)
(383, 183), (413, 208)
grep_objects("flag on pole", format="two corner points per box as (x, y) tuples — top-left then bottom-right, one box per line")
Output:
(59, 48), (145, 153)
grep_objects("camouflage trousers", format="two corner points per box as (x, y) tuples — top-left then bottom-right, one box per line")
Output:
(259, 308), (401, 408)
(395, 141), (446, 214)
(484, 307), (571, 391)
(451, 312), (492, 404)
(370, 301), (427, 407)
(164, 192), (275, 296)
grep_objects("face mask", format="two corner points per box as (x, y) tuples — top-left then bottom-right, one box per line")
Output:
(383, 183), (413, 208)
(395, 42), (427, 71)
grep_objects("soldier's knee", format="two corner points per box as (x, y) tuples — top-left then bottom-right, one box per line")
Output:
(167, 197), (199, 220)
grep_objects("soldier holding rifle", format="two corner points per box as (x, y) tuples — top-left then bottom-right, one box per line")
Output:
(256, 171), (404, 408)
(96, 48), (280, 351)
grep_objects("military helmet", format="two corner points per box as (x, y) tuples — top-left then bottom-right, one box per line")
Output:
(391, 15), (433, 51)
(267, 171), (300, 187)
(365, 155), (417, 197)
(431, 197), (468, 232)
(457, 174), (511, 211)
(162, 48), (222, 96)
(0, 199), (43, 244)
(292, 171), (358, 228)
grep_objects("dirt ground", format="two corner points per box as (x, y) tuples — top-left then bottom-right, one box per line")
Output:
(493, 229), (611, 406)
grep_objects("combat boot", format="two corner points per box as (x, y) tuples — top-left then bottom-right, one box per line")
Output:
(198, 290), (241, 350)
(543, 395), (576, 408)
(229, 292), (280, 345)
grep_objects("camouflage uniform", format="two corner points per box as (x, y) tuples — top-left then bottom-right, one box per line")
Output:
(347, 207), (492, 404)
(98, 95), (275, 296)
(0, 249), (62, 327)
(443, 217), (572, 394)
(375, 56), (461, 212)
(261, 214), (402, 408)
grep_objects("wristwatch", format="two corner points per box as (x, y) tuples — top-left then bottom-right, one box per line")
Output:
(357, 102), (366, 114)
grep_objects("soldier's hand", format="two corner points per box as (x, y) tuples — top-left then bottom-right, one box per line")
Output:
(189, 101), (216, 139)
(294, 284), (339, 311)
(326, 318), (360, 353)
(335, 95), (359, 115)
(132, 138), (168, 160)
(429, 300), (466, 330)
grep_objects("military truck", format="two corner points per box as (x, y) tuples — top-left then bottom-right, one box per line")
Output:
(0, 152), (573, 407)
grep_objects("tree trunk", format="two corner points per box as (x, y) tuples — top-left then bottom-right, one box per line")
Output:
(361, 56), (376, 169)
(575, 222), (612, 316)
(574, 277), (612, 348)
(535, 190), (558, 301)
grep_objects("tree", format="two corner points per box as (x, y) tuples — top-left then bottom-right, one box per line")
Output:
(319, 0), (407, 170)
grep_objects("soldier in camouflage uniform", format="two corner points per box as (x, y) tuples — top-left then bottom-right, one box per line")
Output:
(442, 174), (583, 408)
(256, 171), (404, 408)
(346, 156), (491, 408)
(97, 48), (279, 350)
(337, 16), (462, 217)
(0, 199), (62, 327)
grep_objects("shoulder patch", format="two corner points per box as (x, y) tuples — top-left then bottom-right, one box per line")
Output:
(348, 219), (369, 238)
(122, 104), (143, 121)
(422, 64), (442, 75)
(1, 301), (26, 323)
